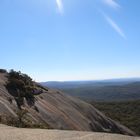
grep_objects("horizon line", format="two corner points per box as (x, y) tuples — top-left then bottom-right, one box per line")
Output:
(40, 77), (140, 82)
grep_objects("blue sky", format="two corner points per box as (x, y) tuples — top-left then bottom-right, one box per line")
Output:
(0, 0), (140, 81)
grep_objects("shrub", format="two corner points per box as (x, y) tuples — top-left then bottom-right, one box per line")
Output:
(6, 70), (46, 108)
(0, 69), (7, 73)
(6, 70), (35, 108)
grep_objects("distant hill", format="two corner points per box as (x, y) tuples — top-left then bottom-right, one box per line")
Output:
(41, 79), (140, 101)
(0, 69), (135, 135)
(41, 78), (140, 89)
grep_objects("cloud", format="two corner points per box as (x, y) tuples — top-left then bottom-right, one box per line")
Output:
(104, 15), (126, 39)
(103, 0), (121, 9)
(56, 0), (64, 14)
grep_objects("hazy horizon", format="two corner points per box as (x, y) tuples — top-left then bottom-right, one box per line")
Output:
(1, 0), (140, 81)
(40, 76), (140, 82)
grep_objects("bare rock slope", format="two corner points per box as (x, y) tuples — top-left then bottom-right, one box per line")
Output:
(0, 72), (136, 135)
(0, 124), (139, 140)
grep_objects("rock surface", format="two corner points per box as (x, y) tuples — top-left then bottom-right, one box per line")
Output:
(0, 124), (139, 140)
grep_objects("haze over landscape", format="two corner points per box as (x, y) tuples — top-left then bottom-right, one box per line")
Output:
(0, 0), (140, 81)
